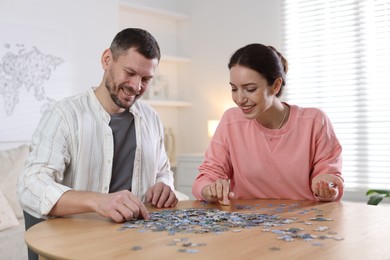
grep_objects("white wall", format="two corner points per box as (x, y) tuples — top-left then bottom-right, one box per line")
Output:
(0, 0), (281, 153)
(0, 0), (119, 93)
(119, 0), (282, 155)
(1, 1), (370, 203)
(176, 0), (282, 154)
(120, 0), (179, 11)
(0, 0), (119, 149)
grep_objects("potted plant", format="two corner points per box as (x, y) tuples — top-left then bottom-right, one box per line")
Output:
(366, 189), (390, 205)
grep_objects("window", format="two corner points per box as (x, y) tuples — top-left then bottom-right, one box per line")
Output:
(282, 0), (390, 201)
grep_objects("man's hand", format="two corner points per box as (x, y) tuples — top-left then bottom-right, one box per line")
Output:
(94, 190), (150, 222)
(145, 182), (178, 208)
(50, 190), (150, 223)
(311, 174), (344, 202)
(201, 179), (235, 206)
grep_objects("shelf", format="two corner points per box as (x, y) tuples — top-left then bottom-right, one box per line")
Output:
(142, 99), (192, 107)
(119, 1), (190, 21)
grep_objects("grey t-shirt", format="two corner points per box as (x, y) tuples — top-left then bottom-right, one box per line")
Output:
(108, 109), (136, 192)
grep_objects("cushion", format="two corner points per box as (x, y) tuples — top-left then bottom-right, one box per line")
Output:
(0, 189), (19, 231)
(0, 144), (30, 219)
(0, 218), (27, 260)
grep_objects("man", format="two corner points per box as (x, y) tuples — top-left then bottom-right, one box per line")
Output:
(18, 28), (178, 248)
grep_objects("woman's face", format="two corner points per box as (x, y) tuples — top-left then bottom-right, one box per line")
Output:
(230, 65), (278, 120)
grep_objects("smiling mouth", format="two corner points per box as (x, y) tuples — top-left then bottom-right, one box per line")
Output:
(241, 105), (255, 113)
(121, 86), (138, 97)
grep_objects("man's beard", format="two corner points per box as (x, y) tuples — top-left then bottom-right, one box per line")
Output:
(105, 78), (131, 109)
(110, 92), (128, 109)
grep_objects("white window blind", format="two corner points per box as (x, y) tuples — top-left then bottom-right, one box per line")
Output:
(281, 0), (390, 199)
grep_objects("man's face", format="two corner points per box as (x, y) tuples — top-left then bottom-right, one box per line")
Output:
(104, 48), (158, 111)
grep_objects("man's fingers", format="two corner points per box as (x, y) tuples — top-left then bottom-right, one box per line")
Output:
(164, 191), (178, 208)
(147, 183), (178, 209)
(138, 202), (150, 220)
(121, 199), (141, 219)
(120, 192), (150, 220)
(155, 185), (171, 208)
(145, 189), (153, 203)
(109, 209), (129, 223)
(150, 183), (168, 206)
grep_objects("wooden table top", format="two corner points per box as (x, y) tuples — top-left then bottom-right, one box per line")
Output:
(25, 199), (390, 260)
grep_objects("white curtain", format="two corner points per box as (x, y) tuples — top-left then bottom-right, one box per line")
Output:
(281, 0), (390, 200)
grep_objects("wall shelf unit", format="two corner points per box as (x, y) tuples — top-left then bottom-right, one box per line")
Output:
(119, 1), (191, 165)
(119, 1), (191, 103)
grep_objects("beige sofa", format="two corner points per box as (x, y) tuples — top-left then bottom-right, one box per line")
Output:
(0, 144), (29, 260)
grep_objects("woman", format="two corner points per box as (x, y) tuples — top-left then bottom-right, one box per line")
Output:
(192, 44), (344, 205)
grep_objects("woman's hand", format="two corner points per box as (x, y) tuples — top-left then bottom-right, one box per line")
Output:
(201, 179), (235, 205)
(311, 174), (344, 202)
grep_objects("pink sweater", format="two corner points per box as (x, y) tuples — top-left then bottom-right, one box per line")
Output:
(192, 104), (343, 201)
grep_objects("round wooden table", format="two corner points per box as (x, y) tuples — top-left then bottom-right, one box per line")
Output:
(25, 199), (390, 260)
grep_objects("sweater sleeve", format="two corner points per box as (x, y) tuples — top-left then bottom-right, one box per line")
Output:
(309, 111), (343, 200)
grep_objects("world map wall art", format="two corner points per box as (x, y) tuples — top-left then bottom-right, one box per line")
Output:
(0, 23), (71, 142)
